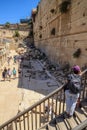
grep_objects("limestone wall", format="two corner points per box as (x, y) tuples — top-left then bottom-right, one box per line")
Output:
(0, 29), (28, 38)
(0, 29), (29, 50)
(0, 27), (29, 67)
(0, 45), (8, 67)
(33, 0), (87, 67)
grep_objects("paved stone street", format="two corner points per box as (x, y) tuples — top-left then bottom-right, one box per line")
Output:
(0, 50), (59, 125)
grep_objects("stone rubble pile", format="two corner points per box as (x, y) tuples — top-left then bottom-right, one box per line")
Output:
(21, 46), (71, 85)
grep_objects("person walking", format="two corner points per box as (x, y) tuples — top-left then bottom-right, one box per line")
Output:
(4, 67), (7, 78)
(13, 56), (16, 64)
(7, 57), (10, 66)
(2, 67), (7, 81)
(2, 70), (6, 81)
(7, 68), (12, 81)
(64, 65), (87, 118)
(12, 67), (16, 79)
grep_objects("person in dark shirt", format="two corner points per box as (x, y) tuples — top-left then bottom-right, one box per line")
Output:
(64, 65), (87, 118)
(2, 67), (7, 80)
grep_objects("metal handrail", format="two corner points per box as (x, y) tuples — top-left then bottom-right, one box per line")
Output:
(0, 72), (87, 130)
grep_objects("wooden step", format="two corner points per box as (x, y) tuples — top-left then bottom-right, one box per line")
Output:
(56, 106), (87, 130)
(56, 116), (68, 130)
(48, 124), (56, 130)
(38, 108), (87, 130)
(81, 107), (87, 117)
(65, 116), (78, 129)
(81, 99), (87, 111)
(38, 98), (87, 130)
(75, 108), (87, 123)
(38, 118), (56, 130)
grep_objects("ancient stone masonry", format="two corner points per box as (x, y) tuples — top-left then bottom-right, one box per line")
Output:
(32, 0), (87, 67)
(0, 24), (29, 66)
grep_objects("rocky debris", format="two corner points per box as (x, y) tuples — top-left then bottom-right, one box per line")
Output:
(20, 46), (71, 86)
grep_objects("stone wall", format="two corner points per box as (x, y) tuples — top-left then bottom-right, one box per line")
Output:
(0, 29), (29, 50)
(33, 0), (87, 67)
(0, 29), (28, 38)
(0, 45), (9, 68)
(0, 27), (29, 67)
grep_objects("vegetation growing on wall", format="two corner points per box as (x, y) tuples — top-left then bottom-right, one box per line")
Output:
(59, 0), (71, 13)
(14, 30), (20, 37)
(73, 48), (81, 58)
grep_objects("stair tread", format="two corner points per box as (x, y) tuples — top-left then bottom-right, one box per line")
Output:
(55, 107), (87, 130)
(75, 108), (87, 122)
(65, 116), (78, 129)
(48, 124), (56, 130)
(56, 117), (68, 130)
(81, 100), (87, 110)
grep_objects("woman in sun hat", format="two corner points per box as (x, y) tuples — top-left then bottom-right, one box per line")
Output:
(64, 65), (87, 118)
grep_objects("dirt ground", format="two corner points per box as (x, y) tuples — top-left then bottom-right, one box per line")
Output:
(0, 50), (59, 125)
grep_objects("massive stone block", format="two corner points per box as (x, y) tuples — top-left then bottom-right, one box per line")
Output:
(33, 0), (87, 67)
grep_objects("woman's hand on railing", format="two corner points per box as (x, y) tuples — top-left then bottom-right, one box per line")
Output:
(79, 69), (87, 76)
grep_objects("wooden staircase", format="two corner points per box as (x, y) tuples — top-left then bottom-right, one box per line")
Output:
(39, 99), (87, 130)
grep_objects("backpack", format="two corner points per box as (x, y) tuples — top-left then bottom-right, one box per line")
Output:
(67, 74), (81, 94)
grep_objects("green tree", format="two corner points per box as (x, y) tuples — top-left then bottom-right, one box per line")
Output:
(5, 22), (10, 28)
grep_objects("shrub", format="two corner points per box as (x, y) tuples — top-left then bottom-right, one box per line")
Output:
(60, 1), (71, 13)
(5, 22), (10, 28)
(14, 30), (20, 37)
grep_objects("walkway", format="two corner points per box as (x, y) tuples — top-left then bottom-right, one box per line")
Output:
(0, 50), (60, 125)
